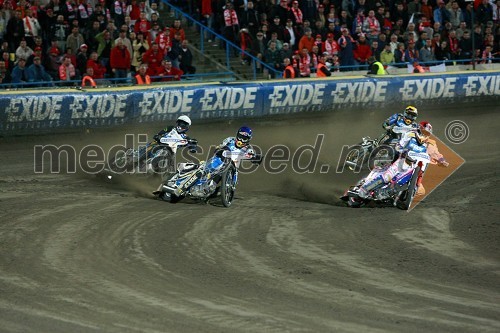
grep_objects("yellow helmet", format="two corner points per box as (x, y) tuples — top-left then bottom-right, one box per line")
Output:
(403, 106), (418, 125)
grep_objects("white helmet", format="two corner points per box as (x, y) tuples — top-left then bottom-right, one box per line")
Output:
(175, 115), (191, 133)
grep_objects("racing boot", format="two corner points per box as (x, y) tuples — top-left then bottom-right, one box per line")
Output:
(357, 175), (385, 199)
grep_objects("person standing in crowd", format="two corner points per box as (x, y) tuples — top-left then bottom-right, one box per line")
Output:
(11, 58), (29, 87)
(178, 39), (196, 75)
(86, 51), (106, 79)
(76, 43), (89, 77)
(380, 43), (395, 65)
(23, 8), (42, 49)
(131, 31), (149, 72)
(27, 56), (53, 86)
(16, 40), (34, 64)
(134, 64), (151, 84)
(354, 33), (372, 66)
(0, 60), (12, 85)
(6, 10), (25, 52)
(66, 26), (85, 56)
(223, 1), (239, 51)
(367, 56), (386, 75)
(59, 55), (76, 84)
(157, 59), (183, 81)
(316, 54), (331, 77)
(81, 67), (97, 87)
(282, 57), (296, 79)
(283, 18), (299, 50)
(338, 27), (355, 71)
(96, 29), (114, 76)
(239, 0), (259, 38)
(110, 39), (131, 83)
(264, 40), (281, 78)
(115, 28), (133, 57)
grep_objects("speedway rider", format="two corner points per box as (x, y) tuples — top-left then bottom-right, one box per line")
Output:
(153, 115), (193, 143)
(174, 126), (260, 195)
(133, 115), (196, 170)
(357, 122), (431, 199)
(382, 105), (419, 141)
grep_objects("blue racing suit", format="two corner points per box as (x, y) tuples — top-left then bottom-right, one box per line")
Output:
(205, 137), (256, 177)
(382, 113), (419, 140)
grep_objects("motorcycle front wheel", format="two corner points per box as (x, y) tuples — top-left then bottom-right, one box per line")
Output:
(221, 165), (236, 207)
(396, 166), (421, 210)
(345, 148), (367, 171)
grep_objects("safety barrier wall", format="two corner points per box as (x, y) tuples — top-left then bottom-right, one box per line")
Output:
(1, 71), (499, 136)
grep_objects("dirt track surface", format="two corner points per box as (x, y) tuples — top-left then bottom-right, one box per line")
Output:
(1, 102), (499, 333)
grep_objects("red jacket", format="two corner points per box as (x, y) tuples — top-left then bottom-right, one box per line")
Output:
(354, 43), (372, 62)
(156, 66), (183, 81)
(142, 48), (164, 75)
(110, 46), (131, 70)
(169, 27), (185, 41)
(86, 59), (106, 79)
(134, 19), (151, 34)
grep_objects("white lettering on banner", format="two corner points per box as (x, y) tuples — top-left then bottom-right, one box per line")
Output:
(6, 96), (63, 122)
(4, 121), (61, 130)
(463, 75), (500, 96)
(199, 109), (256, 118)
(330, 82), (387, 103)
(399, 78), (457, 100)
(70, 118), (126, 127)
(269, 84), (325, 107)
(200, 87), (257, 111)
(139, 90), (194, 116)
(70, 95), (127, 119)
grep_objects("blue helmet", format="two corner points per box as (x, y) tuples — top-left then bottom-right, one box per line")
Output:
(236, 126), (252, 148)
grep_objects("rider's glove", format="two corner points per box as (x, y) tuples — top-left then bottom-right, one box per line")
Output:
(438, 157), (449, 167)
(250, 154), (263, 165)
(153, 134), (160, 142)
(215, 148), (226, 158)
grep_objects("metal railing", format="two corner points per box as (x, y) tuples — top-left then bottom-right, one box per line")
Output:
(0, 71), (236, 90)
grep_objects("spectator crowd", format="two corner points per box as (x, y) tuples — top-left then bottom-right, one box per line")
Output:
(0, 0), (499, 87)
(0, 0), (196, 87)
(193, 0), (500, 76)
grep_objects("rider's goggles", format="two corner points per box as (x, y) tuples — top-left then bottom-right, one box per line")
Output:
(176, 121), (190, 132)
(236, 132), (251, 145)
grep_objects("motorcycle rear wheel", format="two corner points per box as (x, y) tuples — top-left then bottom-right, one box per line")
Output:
(347, 195), (364, 208)
(159, 191), (181, 203)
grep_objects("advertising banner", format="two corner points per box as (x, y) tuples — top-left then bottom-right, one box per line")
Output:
(1, 72), (499, 135)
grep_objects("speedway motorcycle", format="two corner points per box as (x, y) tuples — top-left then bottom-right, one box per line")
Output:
(106, 129), (197, 180)
(344, 126), (413, 171)
(154, 149), (262, 207)
(340, 150), (431, 210)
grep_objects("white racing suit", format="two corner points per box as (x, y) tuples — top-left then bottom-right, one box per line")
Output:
(358, 131), (428, 198)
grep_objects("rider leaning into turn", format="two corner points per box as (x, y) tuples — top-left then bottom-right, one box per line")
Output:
(357, 122), (430, 199)
(175, 126), (258, 195)
(208, 125), (257, 172)
(153, 115), (193, 142)
(382, 105), (419, 137)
